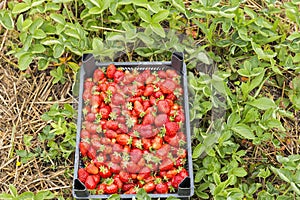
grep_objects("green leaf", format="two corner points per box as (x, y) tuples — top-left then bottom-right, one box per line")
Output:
(0, 11), (14, 30)
(31, 44), (46, 54)
(251, 42), (277, 60)
(107, 194), (121, 200)
(136, 189), (151, 200)
(22, 18), (33, 32)
(12, 3), (31, 14)
(33, 29), (47, 39)
(50, 13), (66, 25)
(137, 8), (152, 23)
(64, 29), (81, 40)
(38, 58), (49, 70)
(247, 97), (276, 110)
(18, 53), (33, 71)
(232, 167), (247, 177)
(231, 123), (256, 139)
(53, 44), (65, 58)
(0, 193), (13, 200)
(16, 14), (24, 31)
(152, 10), (169, 23)
(270, 167), (292, 183)
(18, 191), (34, 200)
(35, 191), (55, 200)
(41, 38), (61, 46)
(172, 0), (185, 13)
(23, 135), (33, 147)
(150, 23), (165, 38)
(9, 185), (17, 197)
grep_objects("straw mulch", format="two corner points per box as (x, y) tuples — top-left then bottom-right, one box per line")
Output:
(0, 61), (76, 197)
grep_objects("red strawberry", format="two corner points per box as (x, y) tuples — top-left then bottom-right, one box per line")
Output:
(166, 69), (178, 78)
(97, 183), (106, 194)
(99, 166), (112, 178)
(171, 174), (184, 188)
(106, 120), (119, 131)
(114, 70), (125, 83)
(109, 162), (121, 174)
(93, 154), (106, 167)
(137, 166), (151, 181)
(142, 138), (151, 150)
(91, 95), (101, 108)
(119, 171), (131, 183)
(116, 134), (130, 146)
(179, 168), (189, 178)
(127, 162), (141, 174)
(79, 141), (89, 157)
(165, 122), (179, 137)
(152, 136), (163, 150)
(164, 135), (180, 147)
(78, 168), (89, 183)
(160, 79), (176, 94)
(99, 106), (111, 119)
(145, 75), (156, 84)
(111, 152), (122, 163)
(156, 144), (171, 158)
(159, 158), (174, 171)
(133, 101), (144, 115)
(112, 143), (123, 152)
(122, 183), (135, 192)
(85, 175), (96, 189)
(154, 114), (169, 127)
(142, 113), (155, 125)
(113, 175), (123, 189)
(165, 168), (178, 179)
(130, 149), (143, 163)
(87, 146), (96, 160)
(107, 64), (117, 79)
(105, 130), (117, 139)
(112, 93), (125, 105)
(134, 124), (156, 138)
(92, 174), (101, 184)
(158, 70), (167, 78)
(84, 78), (94, 90)
(143, 85), (154, 96)
(156, 182), (168, 193)
(86, 163), (99, 175)
(93, 68), (105, 82)
(85, 113), (96, 122)
(143, 181), (155, 193)
(104, 183), (118, 194)
(157, 100), (170, 114)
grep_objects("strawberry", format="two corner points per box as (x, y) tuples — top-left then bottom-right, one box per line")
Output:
(166, 69), (178, 78)
(84, 78), (94, 90)
(85, 175), (97, 189)
(127, 162), (141, 174)
(164, 135), (180, 147)
(99, 106), (111, 119)
(130, 149), (143, 163)
(93, 154), (106, 167)
(142, 138), (152, 150)
(93, 174), (101, 184)
(78, 168), (89, 183)
(79, 141), (89, 157)
(116, 134), (130, 146)
(165, 122), (179, 137)
(107, 64), (117, 79)
(137, 166), (151, 181)
(97, 183), (106, 194)
(156, 144), (171, 158)
(114, 70), (125, 83)
(152, 136), (163, 150)
(99, 166), (112, 178)
(109, 162), (121, 174)
(86, 163), (99, 175)
(85, 112), (96, 122)
(157, 100), (170, 114)
(143, 181), (155, 193)
(156, 182), (168, 193)
(160, 79), (176, 94)
(114, 175), (123, 189)
(158, 70), (167, 78)
(159, 158), (174, 171)
(143, 85), (154, 96)
(179, 168), (189, 178)
(105, 130), (117, 139)
(165, 168), (178, 179)
(106, 120), (119, 131)
(93, 68), (105, 82)
(154, 114), (169, 127)
(111, 152), (122, 163)
(119, 171), (131, 183)
(112, 93), (125, 105)
(133, 101), (144, 115)
(171, 174), (184, 188)
(91, 94), (101, 108)
(122, 183), (135, 192)
(142, 113), (155, 125)
(104, 183), (118, 194)
(134, 124), (156, 138)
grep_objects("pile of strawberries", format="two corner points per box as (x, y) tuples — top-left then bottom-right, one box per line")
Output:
(78, 64), (188, 194)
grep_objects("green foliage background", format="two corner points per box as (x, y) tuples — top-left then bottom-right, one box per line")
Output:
(0, 0), (299, 199)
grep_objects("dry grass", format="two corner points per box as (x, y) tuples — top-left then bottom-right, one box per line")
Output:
(0, 61), (76, 197)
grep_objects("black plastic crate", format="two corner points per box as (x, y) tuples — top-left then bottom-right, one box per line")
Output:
(73, 52), (194, 199)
